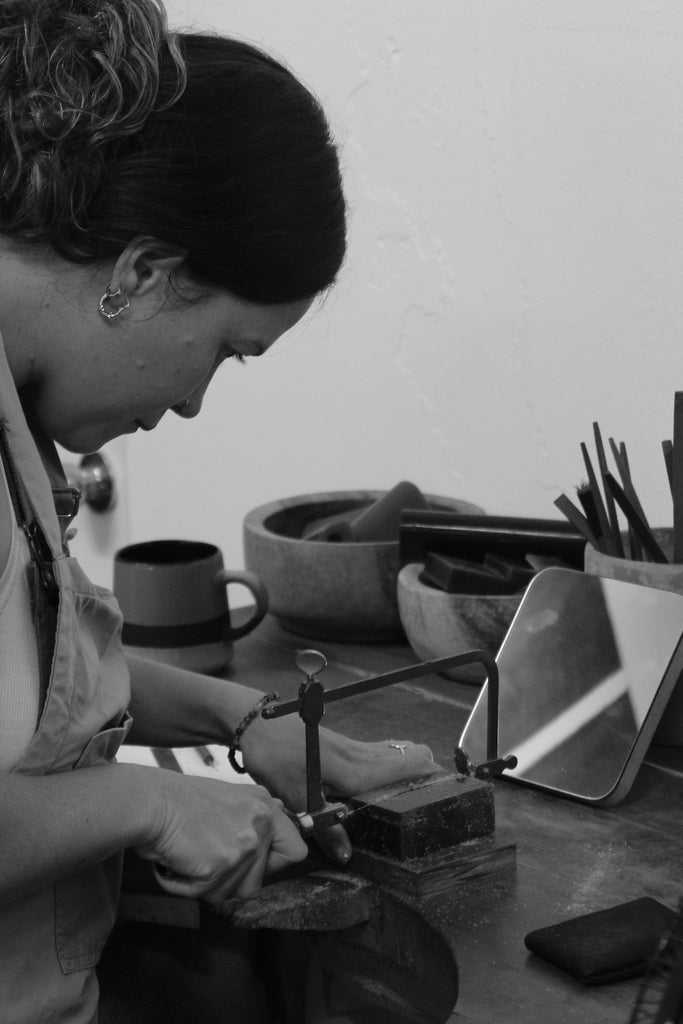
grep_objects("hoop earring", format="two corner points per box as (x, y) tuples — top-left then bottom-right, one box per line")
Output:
(98, 287), (130, 320)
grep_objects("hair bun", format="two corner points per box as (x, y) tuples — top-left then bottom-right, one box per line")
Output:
(0, 0), (185, 250)
(0, 0), (59, 21)
(0, 2), (106, 58)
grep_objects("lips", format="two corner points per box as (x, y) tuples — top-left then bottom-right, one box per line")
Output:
(135, 413), (166, 431)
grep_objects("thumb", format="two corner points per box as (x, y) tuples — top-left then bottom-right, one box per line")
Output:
(313, 821), (353, 867)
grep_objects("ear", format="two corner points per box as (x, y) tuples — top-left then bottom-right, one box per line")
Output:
(108, 236), (188, 302)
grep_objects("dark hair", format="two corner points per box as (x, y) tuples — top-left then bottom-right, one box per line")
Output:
(0, 1), (346, 303)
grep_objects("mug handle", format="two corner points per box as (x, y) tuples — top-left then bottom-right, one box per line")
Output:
(215, 569), (269, 640)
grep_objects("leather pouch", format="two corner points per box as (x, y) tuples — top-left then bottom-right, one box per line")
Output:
(524, 897), (676, 985)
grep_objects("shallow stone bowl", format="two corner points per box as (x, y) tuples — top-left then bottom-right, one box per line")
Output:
(243, 490), (483, 642)
(397, 562), (523, 682)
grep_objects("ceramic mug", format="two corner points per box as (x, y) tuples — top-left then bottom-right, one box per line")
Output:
(113, 539), (269, 674)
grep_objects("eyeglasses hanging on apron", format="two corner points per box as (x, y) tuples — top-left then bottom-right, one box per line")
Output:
(52, 486), (82, 548)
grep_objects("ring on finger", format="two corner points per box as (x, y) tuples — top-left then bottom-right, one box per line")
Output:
(388, 739), (408, 754)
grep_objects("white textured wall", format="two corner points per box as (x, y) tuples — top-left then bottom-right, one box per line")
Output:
(123, 1), (683, 571)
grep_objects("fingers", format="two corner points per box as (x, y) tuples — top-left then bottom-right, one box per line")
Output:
(137, 777), (308, 904)
(152, 848), (269, 903)
(321, 734), (437, 798)
(383, 739), (437, 776)
(151, 863), (228, 901)
(264, 806), (309, 876)
(149, 804), (308, 902)
(311, 821), (352, 867)
(366, 739), (439, 791)
(376, 738), (434, 763)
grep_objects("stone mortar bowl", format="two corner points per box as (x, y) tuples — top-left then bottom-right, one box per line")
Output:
(397, 562), (523, 683)
(243, 490), (483, 642)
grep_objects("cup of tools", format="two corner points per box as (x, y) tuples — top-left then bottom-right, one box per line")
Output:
(584, 528), (683, 747)
(554, 414), (683, 748)
(113, 539), (269, 675)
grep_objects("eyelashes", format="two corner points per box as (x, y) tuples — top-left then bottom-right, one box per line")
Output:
(226, 351), (246, 365)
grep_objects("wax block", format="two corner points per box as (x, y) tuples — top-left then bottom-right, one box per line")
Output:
(483, 553), (536, 589)
(301, 512), (354, 541)
(304, 481), (428, 542)
(421, 552), (520, 595)
(350, 481), (429, 542)
(345, 772), (494, 861)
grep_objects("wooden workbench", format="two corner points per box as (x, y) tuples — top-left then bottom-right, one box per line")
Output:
(103, 615), (683, 1024)
(230, 616), (682, 1024)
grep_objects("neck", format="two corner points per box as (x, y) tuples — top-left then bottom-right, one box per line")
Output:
(0, 239), (74, 390)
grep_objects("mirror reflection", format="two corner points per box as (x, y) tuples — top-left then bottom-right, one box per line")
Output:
(460, 568), (683, 804)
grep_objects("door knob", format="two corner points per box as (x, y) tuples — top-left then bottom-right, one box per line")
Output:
(64, 451), (116, 512)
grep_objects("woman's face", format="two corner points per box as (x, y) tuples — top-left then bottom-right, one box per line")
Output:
(33, 288), (312, 453)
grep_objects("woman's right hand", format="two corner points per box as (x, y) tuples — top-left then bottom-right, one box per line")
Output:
(133, 772), (307, 903)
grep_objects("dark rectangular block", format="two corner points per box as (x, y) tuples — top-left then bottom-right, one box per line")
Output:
(345, 772), (494, 861)
(349, 835), (516, 900)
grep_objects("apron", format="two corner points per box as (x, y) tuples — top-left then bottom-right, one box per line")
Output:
(0, 342), (132, 1024)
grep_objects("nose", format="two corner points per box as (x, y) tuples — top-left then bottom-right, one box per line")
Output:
(172, 358), (222, 420)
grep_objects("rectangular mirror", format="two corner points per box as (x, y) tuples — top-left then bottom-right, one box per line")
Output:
(460, 568), (683, 805)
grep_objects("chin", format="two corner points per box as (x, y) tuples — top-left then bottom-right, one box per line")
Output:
(56, 440), (101, 457)
(54, 425), (122, 455)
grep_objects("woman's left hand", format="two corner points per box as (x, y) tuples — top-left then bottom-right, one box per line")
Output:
(239, 713), (436, 866)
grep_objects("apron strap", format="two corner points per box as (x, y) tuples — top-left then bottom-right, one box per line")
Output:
(0, 419), (59, 597)
(0, 419), (59, 705)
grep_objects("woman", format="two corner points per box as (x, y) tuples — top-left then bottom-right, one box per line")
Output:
(0, 1), (434, 1021)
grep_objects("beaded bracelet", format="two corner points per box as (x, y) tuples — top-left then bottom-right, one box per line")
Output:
(227, 692), (279, 774)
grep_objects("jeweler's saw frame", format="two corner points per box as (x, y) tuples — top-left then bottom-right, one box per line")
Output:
(262, 648), (518, 835)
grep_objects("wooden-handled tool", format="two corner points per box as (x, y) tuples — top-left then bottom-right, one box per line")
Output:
(557, 420), (671, 563)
